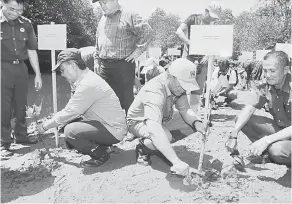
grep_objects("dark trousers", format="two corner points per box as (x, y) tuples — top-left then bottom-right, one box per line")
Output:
(64, 120), (120, 159)
(241, 115), (291, 166)
(99, 59), (135, 114)
(1, 61), (29, 148)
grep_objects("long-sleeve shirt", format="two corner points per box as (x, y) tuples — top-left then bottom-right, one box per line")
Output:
(52, 69), (128, 141)
(95, 7), (153, 60)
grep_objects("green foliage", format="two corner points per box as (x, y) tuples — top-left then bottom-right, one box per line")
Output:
(148, 8), (182, 52)
(23, 0), (102, 48)
(234, 0), (291, 54)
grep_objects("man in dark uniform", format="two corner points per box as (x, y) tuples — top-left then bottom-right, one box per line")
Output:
(175, 3), (222, 111)
(1, 0), (42, 158)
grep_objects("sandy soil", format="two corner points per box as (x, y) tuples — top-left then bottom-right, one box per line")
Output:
(1, 91), (291, 203)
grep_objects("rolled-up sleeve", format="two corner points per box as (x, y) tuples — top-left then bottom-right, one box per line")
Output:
(252, 90), (266, 109)
(130, 12), (153, 54)
(143, 91), (164, 123)
(175, 95), (190, 112)
(53, 85), (99, 125)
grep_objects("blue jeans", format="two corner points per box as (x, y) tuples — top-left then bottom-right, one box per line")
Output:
(64, 120), (120, 159)
(241, 115), (291, 166)
(98, 59), (135, 114)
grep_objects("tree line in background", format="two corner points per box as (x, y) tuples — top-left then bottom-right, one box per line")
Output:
(21, 0), (291, 71)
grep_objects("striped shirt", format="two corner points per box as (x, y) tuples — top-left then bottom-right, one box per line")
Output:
(96, 7), (153, 60)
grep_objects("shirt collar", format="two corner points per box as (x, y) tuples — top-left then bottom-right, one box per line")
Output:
(17, 17), (25, 24)
(0, 10), (8, 23)
(73, 68), (89, 88)
(268, 73), (291, 93)
(103, 5), (122, 17)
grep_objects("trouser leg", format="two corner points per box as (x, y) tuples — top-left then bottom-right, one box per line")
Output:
(1, 62), (15, 148)
(118, 61), (135, 114)
(64, 120), (119, 159)
(240, 114), (291, 166)
(99, 60), (135, 114)
(13, 63), (29, 142)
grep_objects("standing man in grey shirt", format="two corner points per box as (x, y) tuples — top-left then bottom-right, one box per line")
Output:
(93, 0), (153, 114)
(36, 48), (128, 167)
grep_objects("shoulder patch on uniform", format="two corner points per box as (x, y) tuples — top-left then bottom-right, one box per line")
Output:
(19, 16), (31, 23)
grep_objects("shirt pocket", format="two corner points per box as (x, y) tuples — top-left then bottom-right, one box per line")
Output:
(0, 29), (11, 40)
(16, 29), (28, 47)
(283, 94), (291, 114)
(116, 20), (131, 39)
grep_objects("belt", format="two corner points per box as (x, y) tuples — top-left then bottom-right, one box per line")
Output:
(2, 59), (23, 64)
(99, 58), (125, 63)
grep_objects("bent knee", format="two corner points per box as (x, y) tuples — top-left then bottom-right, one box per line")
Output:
(227, 90), (238, 100)
(64, 123), (77, 139)
(268, 142), (291, 166)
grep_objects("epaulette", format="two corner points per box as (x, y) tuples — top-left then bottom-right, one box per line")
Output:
(18, 15), (31, 23)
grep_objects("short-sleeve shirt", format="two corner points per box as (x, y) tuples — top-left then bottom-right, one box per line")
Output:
(182, 14), (212, 62)
(211, 67), (237, 93)
(1, 11), (38, 61)
(253, 73), (291, 128)
(127, 72), (190, 126)
(53, 69), (128, 140)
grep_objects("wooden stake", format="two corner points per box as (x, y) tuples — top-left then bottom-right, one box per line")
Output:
(197, 55), (214, 172)
(51, 22), (59, 148)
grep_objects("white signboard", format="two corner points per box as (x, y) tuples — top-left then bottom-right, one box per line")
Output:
(276, 43), (291, 58)
(189, 25), (234, 56)
(148, 47), (161, 58)
(256, 50), (271, 61)
(241, 51), (253, 60)
(167, 48), (181, 56)
(38, 24), (67, 50)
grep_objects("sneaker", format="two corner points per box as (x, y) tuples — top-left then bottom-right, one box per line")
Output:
(135, 140), (152, 166)
(80, 152), (110, 167)
(1, 146), (13, 160)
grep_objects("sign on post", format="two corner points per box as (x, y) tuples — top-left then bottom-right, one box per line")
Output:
(275, 43), (291, 58)
(188, 25), (234, 173)
(37, 23), (67, 147)
(38, 24), (67, 50)
(256, 50), (271, 61)
(189, 25), (234, 57)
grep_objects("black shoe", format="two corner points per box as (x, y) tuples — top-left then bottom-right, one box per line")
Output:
(135, 139), (152, 166)
(15, 136), (38, 144)
(80, 152), (110, 167)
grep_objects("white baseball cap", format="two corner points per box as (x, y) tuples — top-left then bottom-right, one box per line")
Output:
(168, 58), (200, 93)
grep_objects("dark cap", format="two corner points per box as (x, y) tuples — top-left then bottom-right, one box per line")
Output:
(92, 0), (99, 3)
(53, 48), (83, 71)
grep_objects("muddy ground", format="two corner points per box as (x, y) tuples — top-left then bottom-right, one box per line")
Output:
(1, 91), (291, 203)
